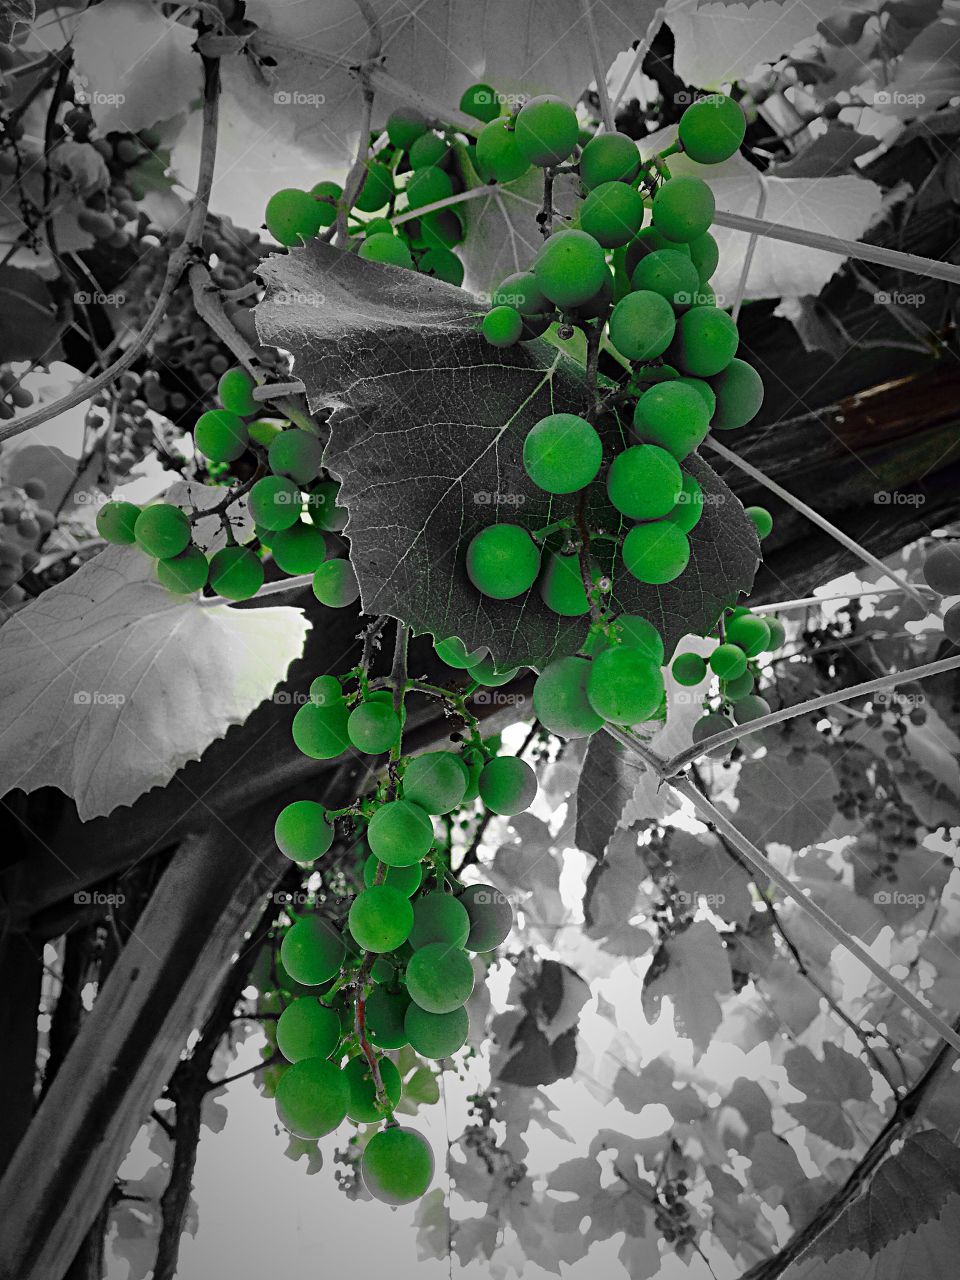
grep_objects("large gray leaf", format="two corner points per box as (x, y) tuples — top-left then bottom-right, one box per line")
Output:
(575, 730), (642, 861)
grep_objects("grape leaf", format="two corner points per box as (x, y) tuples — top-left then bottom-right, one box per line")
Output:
(784, 1043), (873, 1149)
(642, 920), (733, 1058)
(749, 1132), (806, 1197)
(0, 266), (63, 362)
(257, 243), (759, 669)
(582, 828), (656, 957)
(0, 0), (34, 45)
(771, 125), (879, 179)
(727, 743), (839, 850)
(668, 827), (755, 927)
(614, 1056), (706, 1123)
(575, 730), (643, 861)
(0, 544), (310, 818)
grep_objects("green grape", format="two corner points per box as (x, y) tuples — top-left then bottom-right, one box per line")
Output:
(312, 558), (360, 607)
(402, 751), (468, 814)
(613, 614), (665, 665)
(277, 998), (341, 1062)
(434, 636), (486, 669)
(408, 132), (448, 168)
(676, 375), (716, 416)
(764, 616), (786, 650)
(460, 748), (484, 803)
(514, 95), (579, 166)
(367, 799), (434, 867)
(275, 1058), (349, 1138)
(721, 668), (755, 700)
(466, 524), (540, 599)
(404, 1003), (469, 1059)
(387, 106), (429, 150)
(670, 307), (739, 377)
(672, 651), (707, 685)
(406, 943), (474, 1013)
(268, 429), (323, 484)
(310, 674), (343, 707)
(652, 176), (716, 243)
(418, 247), (464, 286)
(280, 916), (346, 986)
(275, 799), (334, 862)
(310, 180), (343, 227)
(460, 83), (501, 123)
(709, 642), (748, 680)
(409, 892), (471, 949)
(689, 231), (720, 283)
(568, 268), (613, 321)
(538, 550), (593, 617)
(134, 504), (190, 560)
(292, 700), (351, 760)
(475, 117), (530, 183)
(630, 249), (702, 311)
(732, 693), (771, 724)
(194, 409), (248, 464)
(633, 382), (710, 461)
(406, 165), (453, 209)
(270, 521), (327, 574)
(606, 444), (682, 520)
(459, 883), (514, 951)
(465, 656), (520, 687)
(307, 479), (348, 532)
(531, 657), (603, 737)
(533, 229), (607, 308)
(523, 413), (602, 494)
(349, 884), (414, 952)
(585, 645), (664, 725)
(710, 358), (764, 428)
(420, 208), (464, 249)
(482, 305), (523, 347)
(207, 546), (263, 600)
(746, 506), (773, 539)
(726, 613), (770, 656)
(478, 756), (538, 815)
(358, 231), (414, 269)
(608, 291), (676, 361)
(249, 476), (301, 532)
(217, 367), (258, 416)
(622, 521), (691, 584)
(923, 544), (960, 594)
(361, 1127), (434, 1205)
(343, 1054), (402, 1122)
(265, 188), (325, 246)
(664, 473), (704, 533)
(579, 182), (646, 248)
(348, 702), (401, 754)
(492, 271), (551, 315)
(625, 227), (691, 278)
(248, 420), (283, 447)
(363, 853), (423, 896)
(579, 131), (641, 188)
(365, 985), (412, 1049)
(155, 545), (208, 594)
(96, 500), (140, 545)
(354, 162), (395, 212)
(679, 94), (747, 164)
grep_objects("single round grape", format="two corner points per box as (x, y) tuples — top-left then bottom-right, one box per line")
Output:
(134, 504), (190, 559)
(514, 95), (579, 166)
(732, 693), (771, 724)
(208, 546), (263, 600)
(310, 674), (343, 707)
(709, 642), (748, 680)
(482, 305), (523, 347)
(343, 1054), (402, 1122)
(523, 413), (602, 494)
(630, 249), (702, 312)
(652, 176), (716, 243)
(672, 651), (707, 685)
(408, 132), (447, 169)
(923, 544), (960, 595)
(479, 756), (538, 815)
(747, 506), (773, 540)
(625, 227), (692, 278)
(406, 943), (475, 1013)
(194, 409), (249, 464)
(722, 668), (755, 701)
(307, 479), (348, 532)
(367, 799), (434, 867)
(764, 616), (787, 651)
(248, 420), (282, 448)
(96, 499), (140, 545)
(365, 985), (412, 1049)
(275, 1058), (349, 1138)
(710, 358), (764, 429)
(249, 476), (301, 532)
(349, 884), (414, 952)
(664, 474), (705, 533)
(689, 231), (720, 283)
(538, 551), (592, 616)
(347, 701), (401, 755)
(404, 1003), (469, 1059)
(726, 613), (770, 656)
(419, 207), (464, 250)
(567, 268), (613, 321)
(585, 645), (664, 725)
(155, 545), (207, 594)
(531, 657), (603, 737)
(475, 117), (530, 183)
(409, 892), (471, 949)
(434, 636), (486, 669)
(579, 131), (640, 188)
(943, 600), (960, 643)
(277, 998), (341, 1062)
(312, 558), (360, 608)
(265, 188), (325, 246)
(633, 382), (710, 461)
(608, 291), (676, 361)
(217, 367), (258, 416)
(364, 854), (423, 897)
(270, 521), (326, 575)
(679, 94), (747, 164)
(607, 444), (682, 521)
(579, 182), (646, 248)
(292, 700), (351, 760)
(492, 271), (551, 316)
(613, 614), (665, 665)
(354, 162), (395, 212)
(671, 307), (739, 377)
(676, 375), (717, 416)
(362, 1126), (434, 1205)
(388, 107), (429, 151)
(533, 229), (608, 309)
(460, 82), (500, 123)
(692, 711), (734, 753)
(275, 799), (334, 862)
(622, 521), (691, 584)
(280, 916), (346, 986)
(418, 246), (464, 286)
(402, 751), (468, 814)
(466, 524), (540, 599)
(405, 164), (453, 210)
(459, 883), (514, 951)
(268, 429), (323, 484)
(465, 656), (520, 687)
(310, 180), (342, 226)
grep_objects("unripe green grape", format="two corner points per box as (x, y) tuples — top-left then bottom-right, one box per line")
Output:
(354, 161), (395, 212)
(630, 249), (702, 312)
(625, 227), (691, 278)
(194, 409), (249, 463)
(418, 247), (464, 286)
(349, 884), (414, 952)
(402, 751), (468, 814)
(280, 916), (346, 986)
(406, 942), (474, 1013)
(710, 358), (764, 428)
(532, 657), (603, 737)
(514, 95), (579, 166)
(358, 230), (413, 269)
(249, 476), (301, 531)
(764, 616), (786, 650)
(652, 176), (716, 243)
(404, 1003), (469, 1059)
(292, 700), (351, 760)
(671, 306), (739, 377)
(492, 271), (550, 315)
(523, 413), (602, 494)
(579, 181), (645, 248)
(482, 304), (523, 347)
(721, 668), (755, 701)
(277, 998), (341, 1062)
(460, 83), (500, 123)
(478, 755), (538, 815)
(217, 366), (258, 416)
(607, 444), (682, 520)
(533, 229), (608, 309)
(676, 375), (716, 416)
(363, 854), (422, 896)
(409, 892), (471, 949)
(313, 557), (360, 607)
(475, 117), (530, 183)
(608, 291), (676, 361)
(343, 1054), (402, 1122)
(387, 106), (429, 150)
(747, 506), (773, 539)
(310, 674), (343, 707)
(622, 521), (691, 584)
(406, 164), (453, 210)
(672, 651), (707, 685)
(367, 799), (434, 867)
(586, 645), (664, 725)
(361, 1127), (434, 1205)
(265, 188), (324, 246)
(633, 382), (710, 461)
(664, 473), (704, 533)
(275, 1058), (349, 1138)
(709, 642), (748, 680)
(307, 479), (348, 532)
(275, 799), (334, 862)
(613, 614), (665, 665)
(97, 499), (140, 545)
(466, 524), (540, 599)
(365, 985), (412, 1049)
(726, 612), (770, 656)
(923, 543), (960, 595)
(408, 132), (447, 169)
(689, 231), (720, 283)
(270, 521), (326, 575)
(567, 268), (613, 321)
(248, 420), (282, 447)
(579, 131), (640, 188)
(459, 883), (514, 951)
(460, 749), (484, 803)
(348, 702), (401, 755)
(208, 546), (263, 600)
(310, 180), (342, 227)
(465, 656), (520, 687)
(134, 503), (190, 559)
(420, 207), (464, 250)
(732, 693), (771, 724)
(269, 429), (323, 484)
(434, 636), (486, 669)
(538, 550), (593, 616)
(155, 544), (208, 594)
(679, 93), (747, 164)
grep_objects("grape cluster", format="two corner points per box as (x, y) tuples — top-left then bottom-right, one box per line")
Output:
(0, 363), (35, 420)
(84, 369), (183, 480)
(922, 540), (960, 641)
(0, 475), (53, 607)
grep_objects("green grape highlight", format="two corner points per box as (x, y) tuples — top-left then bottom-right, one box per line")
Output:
(280, 916), (346, 986)
(361, 1127), (435, 1205)
(406, 943), (474, 1013)
(514, 95), (579, 166)
(664, 473), (705, 533)
(363, 853), (423, 897)
(579, 131), (640, 188)
(606, 445), (683, 521)
(269, 521), (327, 575)
(275, 1058), (350, 1139)
(586, 645), (664, 725)
(533, 229), (608, 308)
(710, 358), (764, 429)
(709, 642), (748, 680)
(459, 883), (514, 951)
(96, 500), (141, 546)
(630, 249), (702, 310)
(672, 652), (707, 685)
(364, 985), (412, 1049)
(274, 799), (334, 862)
(268, 429), (324, 484)
(579, 182), (646, 248)
(249, 476), (301, 532)
(208, 546), (264, 600)
(622, 521), (691, 584)
(409, 892), (471, 949)
(349, 884), (414, 952)
(652, 176), (716, 243)
(466, 524), (540, 599)
(678, 94), (747, 164)
(404, 1003), (469, 1059)
(402, 751), (468, 814)
(276, 998), (341, 1062)
(608, 291), (676, 361)
(367, 799), (434, 867)
(343, 1054), (402, 1122)
(312, 558), (360, 607)
(633, 382), (710, 460)
(292, 700), (351, 760)
(265, 188), (325, 246)
(134, 504), (191, 560)
(747, 506), (774, 540)
(482, 305), (523, 347)
(475, 117), (530, 184)
(460, 83), (500, 123)
(478, 756), (538, 815)
(217, 367), (258, 416)
(155, 545), (208, 594)
(671, 307), (739, 377)
(523, 413), (602, 493)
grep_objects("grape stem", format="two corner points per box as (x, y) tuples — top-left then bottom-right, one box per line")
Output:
(749, 585), (939, 613)
(334, 33), (380, 246)
(610, 6), (666, 116)
(538, 168), (556, 239)
(579, 0), (615, 132)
